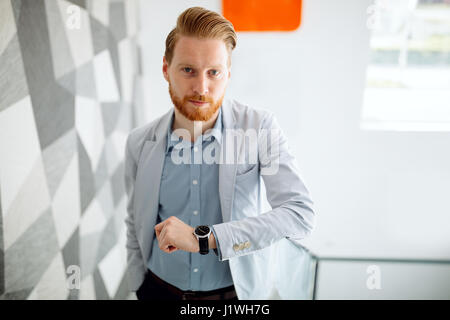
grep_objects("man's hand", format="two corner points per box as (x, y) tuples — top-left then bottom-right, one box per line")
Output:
(154, 216), (199, 253)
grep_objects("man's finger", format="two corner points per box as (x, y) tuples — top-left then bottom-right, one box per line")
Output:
(155, 218), (171, 231)
(159, 230), (171, 253)
(155, 225), (161, 240)
(159, 225), (167, 244)
(154, 220), (167, 238)
(154, 221), (164, 233)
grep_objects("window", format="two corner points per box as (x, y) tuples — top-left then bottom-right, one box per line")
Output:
(362, 0), (450, 131)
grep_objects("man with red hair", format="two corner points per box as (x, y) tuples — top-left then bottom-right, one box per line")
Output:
(124, 7), (315, 300)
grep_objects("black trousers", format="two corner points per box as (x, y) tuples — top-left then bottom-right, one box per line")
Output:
(136, 270), (238, 301)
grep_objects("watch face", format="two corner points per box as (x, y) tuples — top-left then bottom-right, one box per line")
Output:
(195, 225), (210, 236)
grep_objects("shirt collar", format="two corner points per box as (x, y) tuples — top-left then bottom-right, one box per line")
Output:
(166, 107), (223, 153)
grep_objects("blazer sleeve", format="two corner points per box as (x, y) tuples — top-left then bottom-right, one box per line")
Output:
(211, 112), (316, 261)
(124, 133), (147, 291)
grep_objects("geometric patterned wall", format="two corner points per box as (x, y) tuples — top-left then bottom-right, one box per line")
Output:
(0, 0), (141, 299)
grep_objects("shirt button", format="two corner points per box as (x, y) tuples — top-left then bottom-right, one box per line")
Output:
(192, 180), (198, 185)
(193, 268), (199, 273)
(193, 210), (198, 215)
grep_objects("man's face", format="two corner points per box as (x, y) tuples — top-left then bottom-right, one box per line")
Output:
(163, 36), (231, 122)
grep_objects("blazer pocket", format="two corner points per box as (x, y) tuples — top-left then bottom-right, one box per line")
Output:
(235, 164), (258, 182)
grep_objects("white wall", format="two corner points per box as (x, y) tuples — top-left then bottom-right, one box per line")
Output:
(139, 0), (450, 260)
(316, 260), (450, 299)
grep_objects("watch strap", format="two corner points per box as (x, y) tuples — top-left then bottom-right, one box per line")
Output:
(199, 236), (209, 255)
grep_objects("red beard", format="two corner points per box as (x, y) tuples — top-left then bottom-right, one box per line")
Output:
(168, 82), (224, 122)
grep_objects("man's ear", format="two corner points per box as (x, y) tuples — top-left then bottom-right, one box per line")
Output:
(162, 56), (169, 82)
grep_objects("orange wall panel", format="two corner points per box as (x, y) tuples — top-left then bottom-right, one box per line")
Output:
(222, 0), (302, 32)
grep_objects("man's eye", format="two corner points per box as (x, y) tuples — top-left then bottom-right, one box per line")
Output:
(183, 67), (193, 73)
(210, 70), (220, 76)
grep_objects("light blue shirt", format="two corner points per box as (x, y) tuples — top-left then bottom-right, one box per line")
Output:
(147, 107), (234, 291)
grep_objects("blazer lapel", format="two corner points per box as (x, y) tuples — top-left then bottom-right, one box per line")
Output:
(219, 99), (238, 223)
(134, 109), (173, 262)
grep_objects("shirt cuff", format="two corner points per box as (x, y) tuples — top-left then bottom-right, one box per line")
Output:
(210, 226), (223, 261)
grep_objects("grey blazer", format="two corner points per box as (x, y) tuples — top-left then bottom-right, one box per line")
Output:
(124, 98), (316, 299)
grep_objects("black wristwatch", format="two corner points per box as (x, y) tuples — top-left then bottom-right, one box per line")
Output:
(193, 225), (211, 255)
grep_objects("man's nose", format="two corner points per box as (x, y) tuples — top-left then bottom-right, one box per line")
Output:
(193, 74), (209, 96)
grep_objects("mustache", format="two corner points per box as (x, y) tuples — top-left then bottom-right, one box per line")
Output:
(185, 95), (213, 103)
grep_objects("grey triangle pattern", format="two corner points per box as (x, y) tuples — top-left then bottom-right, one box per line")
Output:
(93, 267), (110, 300)
(0, 287), (33, 300)
(115, 101), (133, 133)
(94, 145), (109, 192)
(129, 37), (141, 75)
(56, 68), (76, 98)
(90, 16), (110, 55)
(63, 226), (80, 301)
(0, 248), (4, 296)
(67, 0), (87, 9)
(42, 129), (77, 198)
(107, 31), (123, 99)
(62, 227), (79, 273)
(18, 11), (69, 145)
(96, 217), (117, 266)
(45, 0), (76, 80)
(4, 208), (59, 295)
(75, 61), (98, 98)
(77, 134), (96, 214)
(1, 0), (139, 300)
(14, 0), (76, 149)
(113, 272), (130, 300)
(0, 34), (29, 112)
(57, 61), (97, 99)
(109, 2), (127, 42)
(101, 102), (122, 137)
(10, 0), (22, 28)
(136, 42), (143, 76)
(33, 83), (75, 150)
(80, 231), (102, 281)
(98, 182), (115, 221)
(0, 0), (15, 56)
(111, 162), (125, 209)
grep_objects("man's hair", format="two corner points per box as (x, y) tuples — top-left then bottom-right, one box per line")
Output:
(165, 7), (237, 66)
